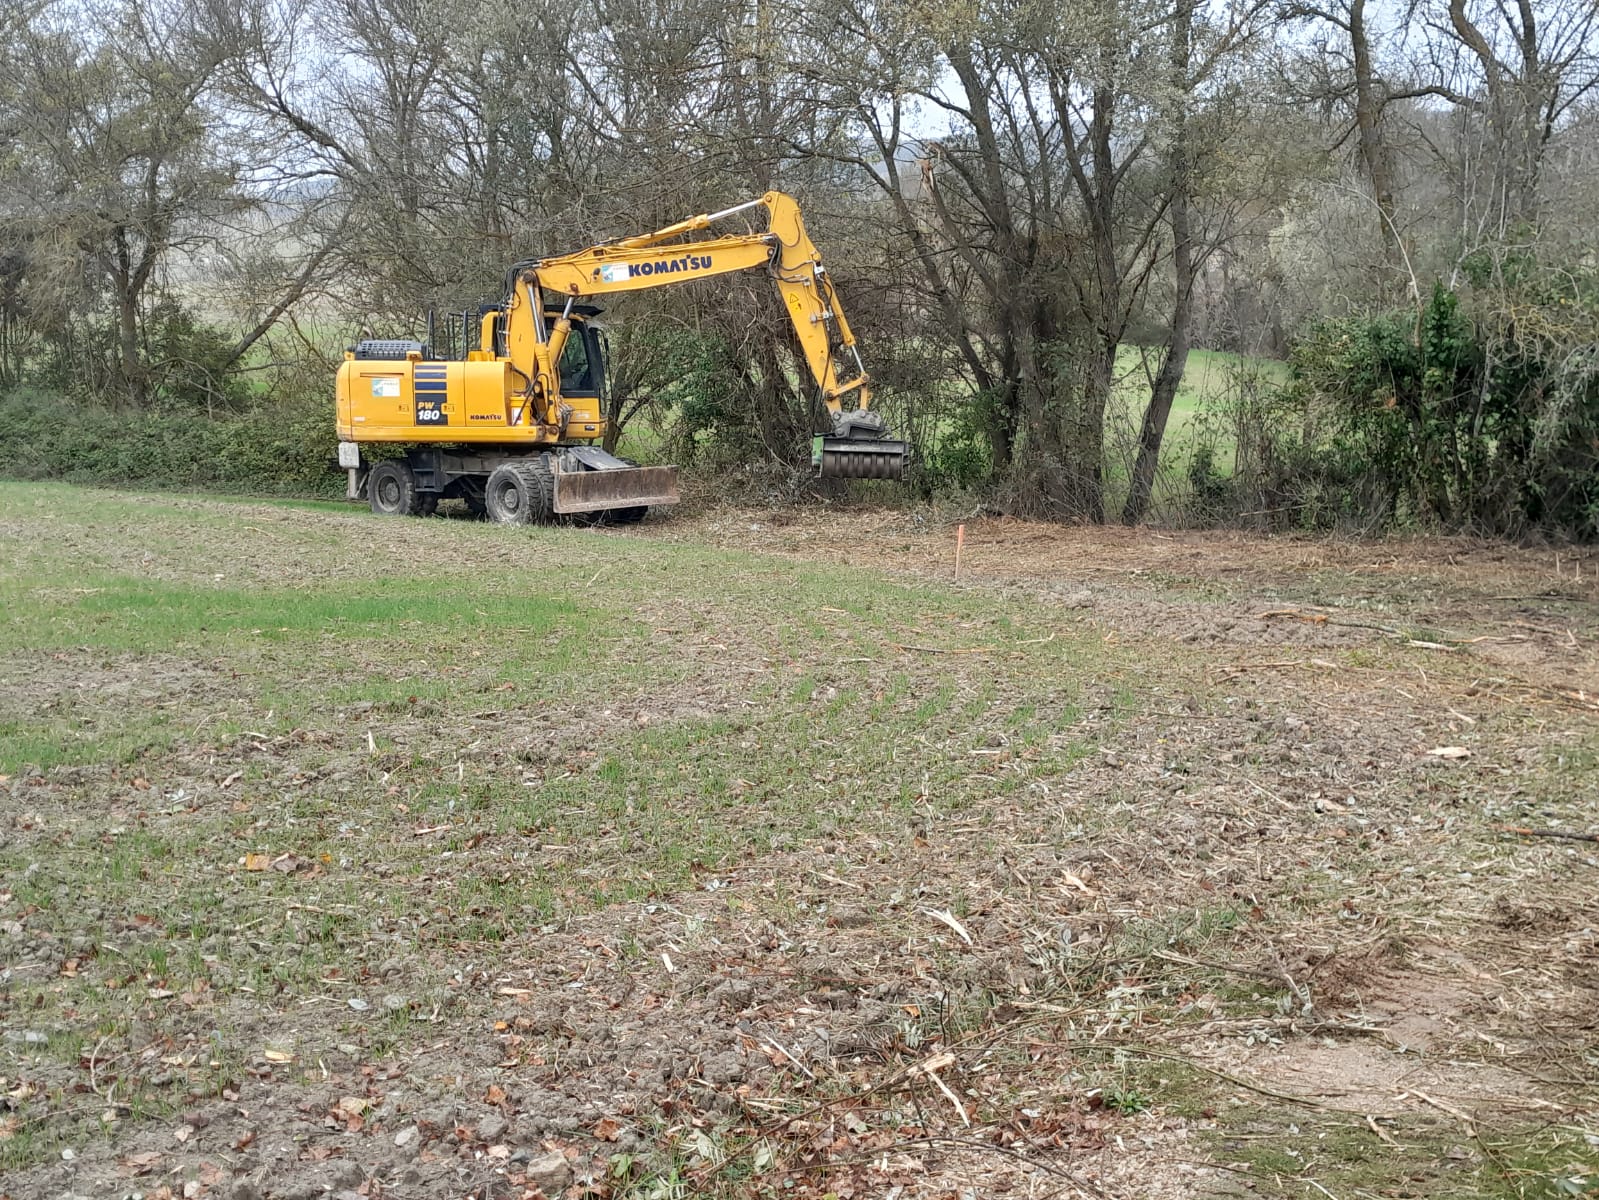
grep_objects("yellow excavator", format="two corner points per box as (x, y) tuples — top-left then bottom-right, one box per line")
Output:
(335, 192), (905, 524)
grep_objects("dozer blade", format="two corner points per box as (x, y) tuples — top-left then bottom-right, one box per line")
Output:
(818, 438), (908, 480)
(552, 465), (680, 515)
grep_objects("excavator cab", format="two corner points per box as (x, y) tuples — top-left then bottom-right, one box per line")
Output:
(557, 320), (603, 395)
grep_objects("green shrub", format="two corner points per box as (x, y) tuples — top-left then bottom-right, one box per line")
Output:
(1246, 281), (1599, 539)
(1184, 442), (1232, 519)
(0, 388), (341, 496)
(918, 401), (993, 494)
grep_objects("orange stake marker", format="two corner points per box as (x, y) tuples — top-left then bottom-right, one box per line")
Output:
(955, 523), (966, 580)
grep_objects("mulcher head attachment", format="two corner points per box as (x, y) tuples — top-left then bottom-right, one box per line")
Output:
(816, 410), (907, 481)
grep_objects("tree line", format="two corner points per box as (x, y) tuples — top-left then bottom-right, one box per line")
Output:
(1, 0), (1596, 533)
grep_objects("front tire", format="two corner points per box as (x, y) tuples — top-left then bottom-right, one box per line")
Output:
(484, 459), (555, 526)
(369, 460), (423, 516)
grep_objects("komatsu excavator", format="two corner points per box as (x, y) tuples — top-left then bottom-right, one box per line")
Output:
(335, 192), (905, 524)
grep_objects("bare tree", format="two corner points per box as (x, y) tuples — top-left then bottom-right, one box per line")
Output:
(1428, 0), (1599, 233)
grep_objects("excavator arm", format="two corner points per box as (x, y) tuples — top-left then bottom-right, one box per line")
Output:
(503, 193), (904, 479)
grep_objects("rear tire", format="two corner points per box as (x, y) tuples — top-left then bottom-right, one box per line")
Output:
(485, 459), (555, 526)
(369, 460), (423, 516)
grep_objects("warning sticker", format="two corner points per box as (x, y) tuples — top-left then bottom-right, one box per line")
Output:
(370, 376), (400, 398)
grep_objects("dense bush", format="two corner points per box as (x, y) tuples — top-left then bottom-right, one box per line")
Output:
(1220, 282), (1599, 539)
(0, 388), (341, 496)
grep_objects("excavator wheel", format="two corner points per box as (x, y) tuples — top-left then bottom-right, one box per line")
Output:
(369, 460), (426, 516)
(484, 459), (556, 526)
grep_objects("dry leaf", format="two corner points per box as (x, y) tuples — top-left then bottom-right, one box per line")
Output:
(592, 1116), (622, 1142)
(1427, 746), (1472, 760)
(336, 1096), (369, 1118)
(919, 907), (973, 945)
(262, 1049), (292, 1064)
(119, 1150), (162, 1175)
(242, 853), (270, 871)
(485, 1084), (507, 1106)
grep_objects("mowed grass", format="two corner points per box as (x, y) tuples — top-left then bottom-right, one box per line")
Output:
(0, 483), (1132, 1183)
(0, 481), (1115, 946)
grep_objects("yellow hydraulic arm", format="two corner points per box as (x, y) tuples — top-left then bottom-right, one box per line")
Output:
(496, 193), (901, 478)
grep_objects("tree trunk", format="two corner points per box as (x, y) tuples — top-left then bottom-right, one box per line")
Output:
(1122, 229), (1192, 524)
(1064, 84), (1121, 525)
(1074, 339), (1112, 524)
(113, 227), (145, 408)
(1124, 0), (1195, 526)
(1350, 0), (1404, 275)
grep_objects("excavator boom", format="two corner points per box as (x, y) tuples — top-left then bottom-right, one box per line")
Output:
(507, 192), (904, 479)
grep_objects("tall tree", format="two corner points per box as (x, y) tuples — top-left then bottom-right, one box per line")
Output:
(0, 0), (243, 404)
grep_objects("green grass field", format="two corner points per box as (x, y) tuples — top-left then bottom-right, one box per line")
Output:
(1107, 346), (1291, 483)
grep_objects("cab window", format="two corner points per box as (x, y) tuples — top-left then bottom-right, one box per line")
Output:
(559, 326), (597, 394)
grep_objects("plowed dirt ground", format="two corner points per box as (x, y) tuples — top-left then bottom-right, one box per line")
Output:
(2, 484), (1596, 1200)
